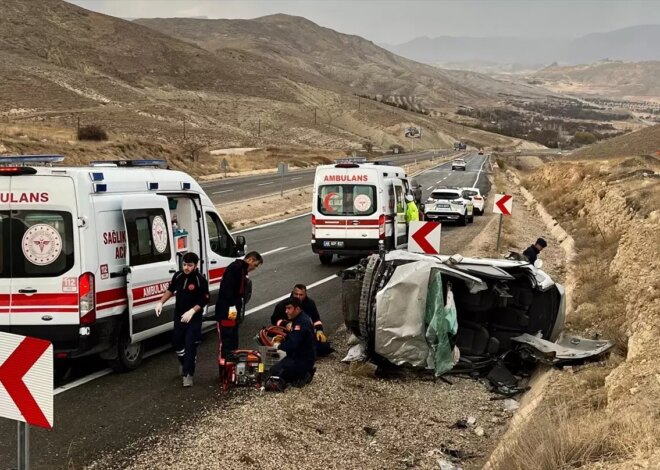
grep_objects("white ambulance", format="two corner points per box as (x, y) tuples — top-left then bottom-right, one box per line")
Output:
(0, 155), (245, 371)
(311, 160), (411, 264)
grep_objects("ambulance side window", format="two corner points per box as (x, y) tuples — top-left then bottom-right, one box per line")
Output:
(206, 212), (234, 257)
(395, 186), (405, 213)
(124, 209), (171, 266)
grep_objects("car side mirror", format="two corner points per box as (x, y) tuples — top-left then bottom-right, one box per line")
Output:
(235, 235), (246, 257)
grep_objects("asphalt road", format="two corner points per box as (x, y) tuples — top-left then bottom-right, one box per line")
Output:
(201, 149), (458, 204)
(0, 153), (490, 469)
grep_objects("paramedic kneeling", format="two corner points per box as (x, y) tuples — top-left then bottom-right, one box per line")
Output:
(155, 252), (209, 387)
(270, 297), (316, 386)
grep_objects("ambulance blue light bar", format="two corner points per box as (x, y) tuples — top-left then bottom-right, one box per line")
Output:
(90, 172), (104, 181)
(148, 182), (159, 190)
(95, 184), (108, 193)
(0, 155), (65, 166)
(181, 182), (191, 190)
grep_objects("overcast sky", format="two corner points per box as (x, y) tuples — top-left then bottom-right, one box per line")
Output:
(67, 0), (660, 45)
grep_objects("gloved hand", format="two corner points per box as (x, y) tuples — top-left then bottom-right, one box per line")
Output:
(272, 335), (284, 346)
(316, 331), (327, 343)
(181, 308), (195, 323)
(228, 305), (238, 321)
(155, 302), (163, 317)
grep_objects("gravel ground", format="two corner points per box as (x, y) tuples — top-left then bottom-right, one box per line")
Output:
(87, 330), (513, 470)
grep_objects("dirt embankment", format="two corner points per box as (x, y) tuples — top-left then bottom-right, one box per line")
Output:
(488, 155), (660, 469)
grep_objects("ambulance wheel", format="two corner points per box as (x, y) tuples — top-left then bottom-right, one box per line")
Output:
(108, 322), (144, 372)
(319, 254), (333, 265)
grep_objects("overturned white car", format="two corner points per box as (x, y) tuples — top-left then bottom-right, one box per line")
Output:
(341, 250), (610, 376)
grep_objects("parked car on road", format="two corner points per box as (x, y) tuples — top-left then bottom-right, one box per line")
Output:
(451, 159), (466, 171)
(423, 188), (474, 225)
(462, 187), (485, 215)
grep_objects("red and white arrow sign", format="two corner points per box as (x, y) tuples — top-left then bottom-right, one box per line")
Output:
(0, 332), (53, 429)
(493, 194), (513, 215)
(408, 221), (442, 254)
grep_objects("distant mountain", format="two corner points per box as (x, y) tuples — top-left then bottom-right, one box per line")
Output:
(383, 25), (660, 69)
(383, 36), (565, 66)
(561, 24), (660, 64)
(534, 60), (660, 99)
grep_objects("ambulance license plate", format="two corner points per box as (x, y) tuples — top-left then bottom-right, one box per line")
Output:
(323, 241), (344, 248)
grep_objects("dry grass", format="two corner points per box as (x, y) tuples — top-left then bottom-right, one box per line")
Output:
(491, 362), (659, 470)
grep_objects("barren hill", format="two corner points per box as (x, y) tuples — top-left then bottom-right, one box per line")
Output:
(0, 0), (530, 162)
(533, 61), (660, 101)
(572, 123), (660, 159)
(135, 14), (551, 112)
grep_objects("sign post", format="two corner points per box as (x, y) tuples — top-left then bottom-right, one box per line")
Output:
(0, 332), (53, 470)
(492, 194), (513, 252)
(277, 162), (288, 197)
(220, 158), (229, 178)
(408, 221), (442, 254)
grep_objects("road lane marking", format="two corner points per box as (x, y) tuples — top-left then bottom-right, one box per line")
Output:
(245, 274), (339, 316)
(212, 189), (234, 195)
(427, 186), (433, 190)
(291, 177), (303, 181)
(257, 181), (274, 186)
(261, 246), (288, 256)
(471, 155), (489, 187)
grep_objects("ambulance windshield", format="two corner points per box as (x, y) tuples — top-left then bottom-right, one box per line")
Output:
(318, 185), (376, 216)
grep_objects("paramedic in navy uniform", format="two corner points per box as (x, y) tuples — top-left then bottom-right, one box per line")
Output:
(155, 252), (209, 387)
(270, 297), (316, 386)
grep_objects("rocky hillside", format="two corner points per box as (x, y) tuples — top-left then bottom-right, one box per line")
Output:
(0, 0), (536, 158)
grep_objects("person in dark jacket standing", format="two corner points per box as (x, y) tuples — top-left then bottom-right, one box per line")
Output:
(523, 237), (547, 265)
(155, 252), (209, 387)
(271, 284), (333, 356)
(270, 297), (316, 386)
(216, 251), (263, 360)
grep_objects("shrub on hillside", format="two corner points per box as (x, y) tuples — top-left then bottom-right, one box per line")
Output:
(77, 125), (108, 141)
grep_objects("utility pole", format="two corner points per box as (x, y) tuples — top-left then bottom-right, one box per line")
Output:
(314, 108), (317, 126)
(258, 119), (261, 137)
(183, 118), (187, 140)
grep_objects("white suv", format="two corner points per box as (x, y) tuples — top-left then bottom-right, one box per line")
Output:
(423, 188), (474, 225)
(452, 159), (466, 171)
(462, 187), (485, 215)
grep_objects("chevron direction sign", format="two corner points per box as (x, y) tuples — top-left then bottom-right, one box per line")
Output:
(408, 221), (441, 255)
(0, 332), (53, 429)
(493, 194), (513, 216)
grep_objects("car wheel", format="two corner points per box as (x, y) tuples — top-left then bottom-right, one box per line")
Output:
(108, 321), (143, 372)
(319, 254), (333, 265)
(469, 211), (474, 223)
(460, 212), (467, 226)
(476, 208), (483, 216)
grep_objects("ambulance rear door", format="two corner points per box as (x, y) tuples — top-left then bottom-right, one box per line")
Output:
(122, 195), (177, 342)
(7, 174), (80, 333)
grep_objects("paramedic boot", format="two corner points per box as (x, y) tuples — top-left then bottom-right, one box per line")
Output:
(183, 375), (194, 387)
